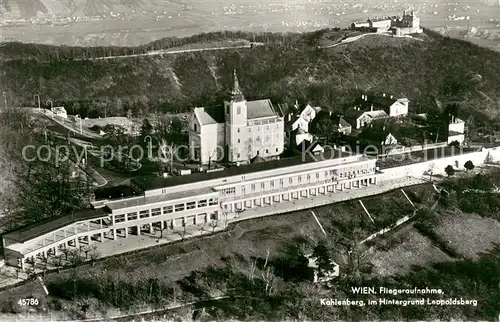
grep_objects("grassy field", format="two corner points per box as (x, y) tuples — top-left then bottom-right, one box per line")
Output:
(434, 211), (500, 260)
(368, 225), (453, 277)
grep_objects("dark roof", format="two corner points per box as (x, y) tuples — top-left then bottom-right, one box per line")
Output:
(355, 95), (397, 114)
(285, 114), (300, 132)
(94, 184), (141, 201)
(251, 155), (266, 164)
(202, 105), (225, 124)
(3, 208), (110, 243)
(309, 111), (351, 133)
(448, 130), (464, 136)
(133, 149), (352, 191)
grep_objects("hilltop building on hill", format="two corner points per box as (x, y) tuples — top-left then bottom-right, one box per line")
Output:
(351, 10), (423, 36)
(189, 71), (285, 166)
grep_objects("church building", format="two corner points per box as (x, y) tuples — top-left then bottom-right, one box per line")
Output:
(189, 71), (285, 166)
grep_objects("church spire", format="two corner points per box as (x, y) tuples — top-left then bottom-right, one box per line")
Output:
(231, 69), (245, 102)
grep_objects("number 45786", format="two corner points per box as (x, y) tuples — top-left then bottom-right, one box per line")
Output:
(18, 298), (39, 306)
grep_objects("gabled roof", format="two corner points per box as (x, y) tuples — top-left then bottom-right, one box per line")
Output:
(247, 99), (278, 119)
(194, 106), (224, 125)
(358, 110), (388, 119)
(251, 155), (266, 164)
(354, 95), (406, 114)
(339, 116), (351, 128)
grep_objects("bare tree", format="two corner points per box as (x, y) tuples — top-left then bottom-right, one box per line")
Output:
(261, 266), (274, 295)
(263, 248), (270, 269)
(249, 258), (257, 282)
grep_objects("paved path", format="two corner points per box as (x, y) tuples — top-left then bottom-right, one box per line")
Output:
(319, 32), (423, 49)
(75, 42), (265, 61)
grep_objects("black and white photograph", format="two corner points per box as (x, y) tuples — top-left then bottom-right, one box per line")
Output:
(0, 0), (499, 320)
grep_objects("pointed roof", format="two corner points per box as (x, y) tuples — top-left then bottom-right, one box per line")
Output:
(251, 154), (266, 164)
(230, 69), (245, 102)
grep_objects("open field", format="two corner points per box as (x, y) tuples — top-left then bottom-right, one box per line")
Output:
(369, 225), (453, 277)
(434, 211), (500, 259)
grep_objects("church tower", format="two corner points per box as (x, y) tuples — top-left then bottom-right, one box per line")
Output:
(224, 70), (249, 164)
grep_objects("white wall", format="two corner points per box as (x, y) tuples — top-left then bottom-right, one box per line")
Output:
(449, 121), (465, 134)
(381, 150), (490, 180)
(389, 100), (409, 117)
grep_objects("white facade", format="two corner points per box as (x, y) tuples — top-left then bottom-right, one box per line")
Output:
(189, 71), (284, 165)
(389, 98), (409, 117)
(447, 117), (465, 145)
(356, 110), (389, 129)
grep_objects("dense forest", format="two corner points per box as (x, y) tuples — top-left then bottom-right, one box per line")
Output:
(1, 29), (499, 129)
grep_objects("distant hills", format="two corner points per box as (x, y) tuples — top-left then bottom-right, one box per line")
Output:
(1, 29), (499, 129)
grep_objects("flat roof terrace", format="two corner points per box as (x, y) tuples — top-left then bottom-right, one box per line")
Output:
(377, 146), (480, 169)
(105, 187), (217, 211)
(133, 149), (355, 191)
(3, 208), (110, 243)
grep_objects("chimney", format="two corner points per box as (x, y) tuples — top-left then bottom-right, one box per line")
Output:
(329, 111), (332, 116)
(383, 93), (386, 97)
(288, 113), (292, 122)
(365, 96), (368, 101)
(370, 104), (374, 112)
(361, 94), (364, 100)
(390, 95), (393, 99)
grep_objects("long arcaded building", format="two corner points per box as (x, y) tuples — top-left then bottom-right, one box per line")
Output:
(2, 149), (378, 270)
(6, 143), (500, 270)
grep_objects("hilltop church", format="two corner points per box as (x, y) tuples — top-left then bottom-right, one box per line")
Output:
(189, 71), (285, 166)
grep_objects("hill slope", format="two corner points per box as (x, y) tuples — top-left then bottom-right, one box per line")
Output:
(1, 30), (500, 124)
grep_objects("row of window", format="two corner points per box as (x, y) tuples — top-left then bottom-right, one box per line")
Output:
(223, 167), (374, 196)
(235, 148), (280, 159)
(114, 198), (218, 222)
(235, 133), (280, 144)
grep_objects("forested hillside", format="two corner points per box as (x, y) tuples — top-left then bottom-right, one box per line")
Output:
(1, 29), (499, 126)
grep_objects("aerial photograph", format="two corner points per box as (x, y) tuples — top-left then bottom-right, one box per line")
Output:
(0, 0), (500, 320)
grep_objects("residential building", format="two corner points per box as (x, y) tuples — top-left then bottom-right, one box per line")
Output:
(189, 71), (285, 165)
(356, 110), (389, 129)
(310, 111), (352, 136)
(388, 98), (409, 117)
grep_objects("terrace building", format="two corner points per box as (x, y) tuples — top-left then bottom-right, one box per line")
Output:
(3, 149), (379, 270)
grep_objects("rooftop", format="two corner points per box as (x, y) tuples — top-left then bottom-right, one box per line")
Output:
(106, 187), (216, 211)
(194, 106), (225, 125)
(360, 110), (389, 119)
(194, 99), (280, 125)
(247, 99), (279, 119)
(133, 149), (354, 191)
(3, 208), (110, 243)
